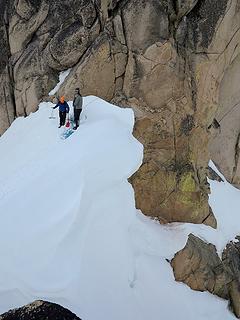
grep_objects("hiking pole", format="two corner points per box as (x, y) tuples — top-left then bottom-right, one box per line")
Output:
(49, 107), (56, 119)
(82, 97), (99, 121)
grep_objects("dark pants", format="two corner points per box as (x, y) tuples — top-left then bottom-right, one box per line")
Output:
(59, 111), (66, 126)
(74, 108), (82, 127)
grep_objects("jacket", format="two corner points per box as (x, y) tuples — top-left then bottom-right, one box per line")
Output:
(73, 94), (83, 110)
(53, 101), (69, 113)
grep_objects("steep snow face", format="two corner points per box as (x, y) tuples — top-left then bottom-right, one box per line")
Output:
(0, 96), (236, 320)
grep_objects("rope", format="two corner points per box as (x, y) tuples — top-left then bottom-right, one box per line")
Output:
(83, 97), (99, 108)
(81, 97), (101, 120)
(218, 99), (240, 122)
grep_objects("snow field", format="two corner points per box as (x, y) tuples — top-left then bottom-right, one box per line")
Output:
(0, 96), (238, 319)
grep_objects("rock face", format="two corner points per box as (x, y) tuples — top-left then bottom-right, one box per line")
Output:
(171, 234), (240, 318)
(0, 0), (239, 226)
(207, 0), (240, 188)
(210, 50), (240, 187)
(0, 300), (81, 320)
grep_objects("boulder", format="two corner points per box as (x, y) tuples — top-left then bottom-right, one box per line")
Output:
(171, 234), (240, 318)
(0, 300), (81, 320)
(222, 237), (240, 318)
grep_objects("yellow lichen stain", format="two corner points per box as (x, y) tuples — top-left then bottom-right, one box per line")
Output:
(179, 172), (196, 193)
(177, 192), (194, 207)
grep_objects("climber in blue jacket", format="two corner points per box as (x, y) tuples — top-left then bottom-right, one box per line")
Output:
(53, 96), (69, 128)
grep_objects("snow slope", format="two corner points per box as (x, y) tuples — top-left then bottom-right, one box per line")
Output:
(0, 96), (237, 319)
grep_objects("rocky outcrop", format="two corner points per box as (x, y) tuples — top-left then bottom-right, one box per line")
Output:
(126, 0), (230, 226)
(171, 234), (231, 299)
(223, 237), (240, 318)
(0, 0), (239, 227)
(0, 300), (81, 320)
(0, 1), (16, 133)
(171, 234), (240, 318)
(8, 0), (101, 117)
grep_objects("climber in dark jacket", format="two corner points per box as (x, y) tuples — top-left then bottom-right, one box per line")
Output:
(53, 96), (69, 128)
(73, 88), (83, 130)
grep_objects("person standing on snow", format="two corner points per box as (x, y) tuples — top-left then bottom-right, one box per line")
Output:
(53, 96), (69, 128)
(73, 88), (83, 130)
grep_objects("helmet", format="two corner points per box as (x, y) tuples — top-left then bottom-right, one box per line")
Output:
(60, 96), (65, 103)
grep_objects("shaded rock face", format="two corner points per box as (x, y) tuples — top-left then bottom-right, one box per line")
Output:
(208, 0), (240, 187)
(171, 234), (240, 318)
(210, 52), (240, 187)
(0, 300), (81, 320)
(0, 0), (238, 226)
